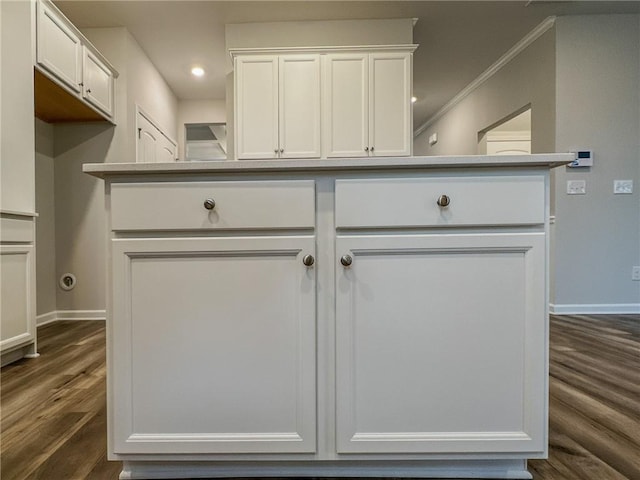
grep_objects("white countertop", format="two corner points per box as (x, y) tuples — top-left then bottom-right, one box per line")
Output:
(83, 154), (573, 178)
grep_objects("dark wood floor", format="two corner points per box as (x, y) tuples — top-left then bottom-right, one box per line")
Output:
(1, 315), (639, 479)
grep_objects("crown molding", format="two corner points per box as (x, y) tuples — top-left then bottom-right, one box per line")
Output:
(414, 16), (556, 138)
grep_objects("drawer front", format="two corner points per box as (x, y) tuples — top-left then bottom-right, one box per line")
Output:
(335, 175), (545, 228)
(111, 180), (315, 231)
(0, 217), (34, 243)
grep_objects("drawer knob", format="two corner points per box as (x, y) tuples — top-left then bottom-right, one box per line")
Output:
(340, 255), (353, 267)
(437, 194), (451, 207)
(302, 254), (315, 267)
(203, 198), (216, 210)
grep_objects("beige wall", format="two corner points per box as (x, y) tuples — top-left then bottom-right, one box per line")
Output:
(177, 99), (226, 160)
(49, 27), (178, 312)
(552, 15), (640, 311)
(226, 18), (414, 57)
(35, 120), (56, 317)
(414, 27), (556, 156)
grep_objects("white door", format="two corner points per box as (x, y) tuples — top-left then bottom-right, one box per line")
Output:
(324, 54), (369, 157)
(82, 47), (113, 116)
(278, 55), (321, 159)
(36, 0), (82, 92)
(137, 112), (176, 163)
(111, 236), (317, 454)
(137, 113), (158, 163)
(369, 52), (411, 157)
(335, 233), (546, 454)
(235, 56), (279, 159)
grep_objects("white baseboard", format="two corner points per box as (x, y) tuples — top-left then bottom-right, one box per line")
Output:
(36, 310), (106, 326)
(36, 311), (58, 326)
(550, 303), (640, 315)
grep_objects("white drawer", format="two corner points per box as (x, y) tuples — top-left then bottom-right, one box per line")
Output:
(0, 216), (34, 243)
(335, 175), (545, 228)
(111, 180), (315, 231)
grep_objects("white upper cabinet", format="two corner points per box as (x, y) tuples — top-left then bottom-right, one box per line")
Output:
(235, 54), (320, 160)
(82, 47), (114, 116)
(368, 53), (412, 157)
(234, 56), (279, 159)
(35, 0), (118, 123)
(324, 54), (369, 157)
(326, 50), (413, 158)
(36, 0), (82, 92)
(233, 46), (414, 160)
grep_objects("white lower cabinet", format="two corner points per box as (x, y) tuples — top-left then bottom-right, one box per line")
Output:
(335, 233), (545, 454)
(111, 236), (317, 454)
(94, 161), (560, 479)
(0, 215), (37, 366)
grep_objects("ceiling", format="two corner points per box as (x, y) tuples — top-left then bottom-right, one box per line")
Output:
(53, 1), (640, 132)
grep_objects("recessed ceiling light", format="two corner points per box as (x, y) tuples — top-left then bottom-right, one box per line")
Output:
(191, 67), (205, 77)
(411, 96), (417, 103)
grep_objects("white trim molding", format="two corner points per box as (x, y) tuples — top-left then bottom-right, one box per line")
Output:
(36, 310), (106, 325)
(550, 304), (640, 315)
(36, 311), (58, 326)
(414, 16), (556, 138)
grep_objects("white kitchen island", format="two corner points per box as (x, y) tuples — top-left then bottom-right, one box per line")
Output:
(84, 154), (571, 480)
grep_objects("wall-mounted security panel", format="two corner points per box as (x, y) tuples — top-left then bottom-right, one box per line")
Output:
(568, 150), (593, 168)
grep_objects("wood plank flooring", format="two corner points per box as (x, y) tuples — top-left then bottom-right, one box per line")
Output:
(1, 315), (639, 479)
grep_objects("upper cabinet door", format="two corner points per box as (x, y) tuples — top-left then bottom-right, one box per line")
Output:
(36, 0), (82, 93)
(325, 54), (369, 158)
(235, 56), (279, 159)
(82, 47), (114, 117)
(369, 53), (412, 157)
(278, 55), (321, 159)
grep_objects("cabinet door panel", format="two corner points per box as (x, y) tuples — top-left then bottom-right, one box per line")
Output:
(235, 56), (279, 159)
(0, 245), (36, 352)
(369, 53), (411, 157)
(335, 233), (545, 454)
(112, 236), (316, 454)
(325, 54), (368, 157)
(82, 47), (113, 116)
(37, 1), (82, 92)
(279, 55), (321, 158)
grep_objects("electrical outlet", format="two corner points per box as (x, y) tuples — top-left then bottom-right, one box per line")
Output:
(633, 266), (640, 281)
(567, 180), (586, 195)
(614, 180), (633, 194)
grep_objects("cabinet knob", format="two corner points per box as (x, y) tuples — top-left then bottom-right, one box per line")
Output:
(279, 148), (284, 154)
(203, 198), (216, 210)
(340, 255), (353, 267)
(274, 149), (279, 155)
(364, 147), (369, 152)
(437, 194), (451, 207)
(302, 254), (315, 267)
(370, 146), (374, 152)
(86, 88), (92, 94)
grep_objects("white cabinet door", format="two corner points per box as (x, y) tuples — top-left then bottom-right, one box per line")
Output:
(325, 54), (369, 158)
(0, 245), (36, 353)
(335, 233), (546, 454)
(111, 236), (317, 454)
(36, 0), (82, 93)
(82, 47), (114, 116)
(235, 56), (279, 159)
(325, 52), (412, 158)
(279, 55), (321, 159)
(369, 53), (411, 157)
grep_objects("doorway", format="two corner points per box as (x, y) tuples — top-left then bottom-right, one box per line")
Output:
(478, 108), (531, 155)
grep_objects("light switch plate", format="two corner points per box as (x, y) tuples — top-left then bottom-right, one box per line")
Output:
(614, 180), (633, 194)
(567, 180), (586, 195)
